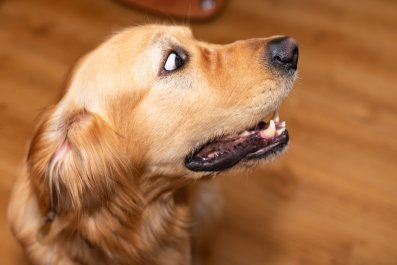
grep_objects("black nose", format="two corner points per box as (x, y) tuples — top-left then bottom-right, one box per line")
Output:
(268, 36), (299, 71)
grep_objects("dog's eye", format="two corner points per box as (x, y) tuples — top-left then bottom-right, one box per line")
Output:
(164, 52), (184, 72)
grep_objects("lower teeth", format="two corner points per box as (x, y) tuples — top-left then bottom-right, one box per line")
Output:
(260, 120), (276, 138)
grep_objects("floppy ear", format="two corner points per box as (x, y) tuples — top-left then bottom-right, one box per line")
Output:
(27, 107), (133, 216)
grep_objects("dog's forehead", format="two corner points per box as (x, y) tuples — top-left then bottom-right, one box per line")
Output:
(149, 26), (194, 46)
(121, 25), (192, 40)
(108, 25), (194, 56)
(152, 25), (193, 38)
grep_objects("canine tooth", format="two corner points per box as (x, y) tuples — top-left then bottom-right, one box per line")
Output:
(280, 121), (286, 128)
(240, 131), (250, 137)
(273, 110), (279, 122)
(261, 120), (276, 138)
(277, 127), (286, 135)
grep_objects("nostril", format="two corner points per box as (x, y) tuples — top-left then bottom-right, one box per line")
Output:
(273, 54), (293, 65)
(273, 55), (282, 63)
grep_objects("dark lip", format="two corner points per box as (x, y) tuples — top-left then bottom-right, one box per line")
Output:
(184, 130), (289, 172)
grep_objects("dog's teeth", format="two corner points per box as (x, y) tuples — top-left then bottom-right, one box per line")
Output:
(280, 121), (286, 128)
(240, 131), (251, 137)
(277, 127), (286, 135)
(273, 110), (279, 122)
(260, 120), (276, 138)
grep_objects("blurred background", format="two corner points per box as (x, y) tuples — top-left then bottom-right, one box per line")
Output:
(0, 0), (396, 264)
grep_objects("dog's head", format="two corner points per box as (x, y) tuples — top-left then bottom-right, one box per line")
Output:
(28, 25), (298, 213)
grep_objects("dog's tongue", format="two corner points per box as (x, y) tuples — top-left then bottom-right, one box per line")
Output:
(185, 119), (286, 172)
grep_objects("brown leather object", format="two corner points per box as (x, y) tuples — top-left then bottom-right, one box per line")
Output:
(116, 0), (227, 21)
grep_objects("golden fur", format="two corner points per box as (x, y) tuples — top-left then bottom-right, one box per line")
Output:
(8, 25), (296, 265)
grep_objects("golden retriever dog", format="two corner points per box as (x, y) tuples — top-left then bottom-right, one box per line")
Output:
(7, 25), (298, 265)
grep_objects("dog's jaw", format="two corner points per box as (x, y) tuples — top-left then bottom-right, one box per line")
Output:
(184, 110), (289, 172)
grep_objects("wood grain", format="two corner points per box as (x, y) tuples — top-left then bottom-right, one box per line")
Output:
(0, 0), (396, 264)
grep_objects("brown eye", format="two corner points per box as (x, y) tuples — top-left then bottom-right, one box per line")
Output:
(164, 52), (184, 72)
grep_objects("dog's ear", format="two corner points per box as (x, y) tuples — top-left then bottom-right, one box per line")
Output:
(27, 107), (133, 216)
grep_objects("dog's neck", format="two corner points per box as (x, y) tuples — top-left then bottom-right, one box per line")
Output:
(40, 175), (194, 265)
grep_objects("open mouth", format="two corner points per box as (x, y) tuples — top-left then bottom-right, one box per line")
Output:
(185, 111), (289, 172)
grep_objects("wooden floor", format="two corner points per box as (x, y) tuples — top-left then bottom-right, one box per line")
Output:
(1, 0), (396, 264)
